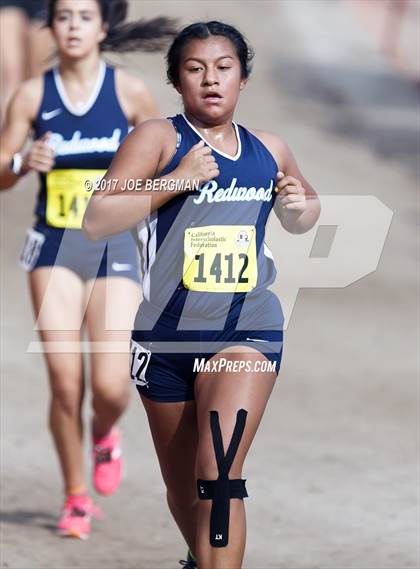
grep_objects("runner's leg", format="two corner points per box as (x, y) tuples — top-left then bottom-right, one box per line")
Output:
(29, 266), (86, 493)
(141, 396), (199, 555)
(195, 346), (277, 569)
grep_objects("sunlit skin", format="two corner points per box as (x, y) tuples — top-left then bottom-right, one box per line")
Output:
(177, 36), (247, 157)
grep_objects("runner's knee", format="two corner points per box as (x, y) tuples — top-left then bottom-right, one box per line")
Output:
(49, 379), (83, 416)
(91, 381), (129, 413)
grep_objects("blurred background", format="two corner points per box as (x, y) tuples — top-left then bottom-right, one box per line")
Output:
(1, 1), (419, 568)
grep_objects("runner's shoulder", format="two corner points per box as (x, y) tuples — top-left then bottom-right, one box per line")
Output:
(116, 68), (152, 99)
(248, 128), (291, 170)
(127, 118), (177, 148)
(7, 76), (43, 123)
(115, 68), (159, 123)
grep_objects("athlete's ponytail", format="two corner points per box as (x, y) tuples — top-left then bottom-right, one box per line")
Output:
(47, 0), (178, 52)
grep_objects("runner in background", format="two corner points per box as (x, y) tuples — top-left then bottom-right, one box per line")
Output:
(0, 0), (53, 122)
(382, 0), (410, 62)
(0, 0), (176, 540)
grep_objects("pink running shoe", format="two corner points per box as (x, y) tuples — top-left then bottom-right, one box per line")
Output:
(92, 428), (123, 496)
(57, 494), (101, 540)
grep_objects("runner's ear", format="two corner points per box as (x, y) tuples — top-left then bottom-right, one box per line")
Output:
(99, 22), (109, 44)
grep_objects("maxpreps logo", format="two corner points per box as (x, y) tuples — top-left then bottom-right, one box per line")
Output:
(193, 177), (274, 205)
(48, 128), (122, 156)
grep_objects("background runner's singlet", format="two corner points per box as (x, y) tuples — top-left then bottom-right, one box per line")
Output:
(32, 61), (129, 228)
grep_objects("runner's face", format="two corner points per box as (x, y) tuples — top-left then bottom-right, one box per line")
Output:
(177, 36), (246, 124)
(52, 0), (106, 59)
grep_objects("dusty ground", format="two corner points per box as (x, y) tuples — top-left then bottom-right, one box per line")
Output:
(1, 1), (419, 568)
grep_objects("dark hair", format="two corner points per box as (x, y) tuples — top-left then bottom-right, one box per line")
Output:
(166, 21), (254, 86)
(47, 0), (178, 52)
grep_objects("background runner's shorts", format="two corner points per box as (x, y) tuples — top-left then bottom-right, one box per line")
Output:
(19, 221), (140, 283)
(130, 298), (284, 403)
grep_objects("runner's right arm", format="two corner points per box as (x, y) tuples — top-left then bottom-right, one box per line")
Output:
(0, 77), (53, 190)
(83, 119), (219, 240)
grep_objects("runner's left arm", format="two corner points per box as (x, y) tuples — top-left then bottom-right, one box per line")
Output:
(251, 129), (321, 234)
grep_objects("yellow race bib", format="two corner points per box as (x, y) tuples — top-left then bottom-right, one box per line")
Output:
(183, 225), (257, 293)
(46, 169), (105, 229)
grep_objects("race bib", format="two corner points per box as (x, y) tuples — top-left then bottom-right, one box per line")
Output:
(19, 228), (45, 271)
(46, 169), (105, 229)
(130, 340), (151, 387)
(183, 225), (257, 293)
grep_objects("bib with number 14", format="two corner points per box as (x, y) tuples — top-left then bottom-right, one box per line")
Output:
(46, 169), (105, 229)
(183, 225), (257, 293)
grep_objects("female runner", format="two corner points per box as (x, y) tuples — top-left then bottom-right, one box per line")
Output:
(0, 0), (176, 540)
(84, 21), (320, 567)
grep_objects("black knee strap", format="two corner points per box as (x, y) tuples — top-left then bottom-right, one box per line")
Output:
(197, 409), (248, 548)
(197, 479), (248, 500)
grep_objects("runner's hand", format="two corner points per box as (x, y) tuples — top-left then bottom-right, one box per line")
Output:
(175, 140), (219, 186)
(22, 132), (55, 174)
(275, 171), (306, 212)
